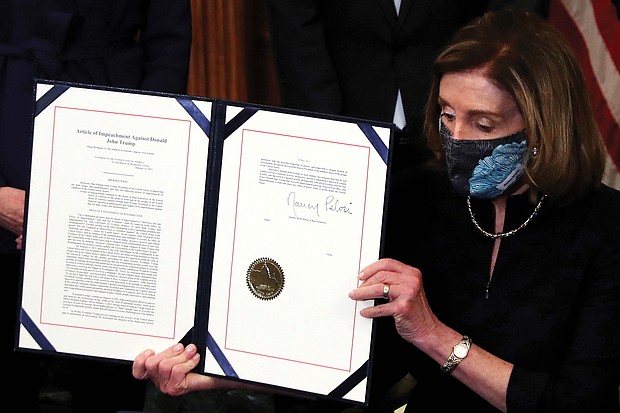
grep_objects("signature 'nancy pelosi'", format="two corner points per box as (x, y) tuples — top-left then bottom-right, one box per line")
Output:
(287, 191), (353, 218)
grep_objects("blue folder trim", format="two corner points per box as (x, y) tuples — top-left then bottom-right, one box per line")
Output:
(358, 123), (388, 164)
(176, 98), (211, 137)
(328, 359), (368, 399)
(35, 84), (69, 117)
(20, 308), (56, 351)
(223, 107), (258, 138)
(206, 331), (238, 378)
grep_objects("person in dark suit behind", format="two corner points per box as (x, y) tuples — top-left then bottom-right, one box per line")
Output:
(0, 1), (192, 411)
(265, 0), (548, 173)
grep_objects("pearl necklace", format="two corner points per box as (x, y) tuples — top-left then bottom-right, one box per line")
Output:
(466, 194), (547, 239)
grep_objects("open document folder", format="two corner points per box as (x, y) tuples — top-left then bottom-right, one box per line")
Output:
(17, 80), (394, 405)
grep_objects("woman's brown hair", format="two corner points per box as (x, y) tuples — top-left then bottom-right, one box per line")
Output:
(424, 10), (606, 204)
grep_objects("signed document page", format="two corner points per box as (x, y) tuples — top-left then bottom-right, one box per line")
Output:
(19, 83), (210, 360)
(204, 105), (390, 403)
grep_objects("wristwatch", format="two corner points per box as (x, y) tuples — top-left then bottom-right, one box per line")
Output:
(440, 336), (472, 373)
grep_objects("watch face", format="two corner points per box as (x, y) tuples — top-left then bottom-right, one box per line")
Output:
(454, 344), (468, 358)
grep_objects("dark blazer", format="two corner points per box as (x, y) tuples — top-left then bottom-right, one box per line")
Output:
(0, 0), (192, 252)
(267, 0), (489, 137)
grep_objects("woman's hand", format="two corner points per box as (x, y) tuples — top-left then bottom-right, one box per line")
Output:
(133, 343), (219, 396)
(349, 258), (440, 346)
(0, 187), (25, 236)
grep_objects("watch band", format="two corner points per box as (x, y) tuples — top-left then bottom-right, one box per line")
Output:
(440, 335), (472, 373)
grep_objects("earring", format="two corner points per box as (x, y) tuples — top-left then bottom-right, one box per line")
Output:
(531, 146), (539, 157)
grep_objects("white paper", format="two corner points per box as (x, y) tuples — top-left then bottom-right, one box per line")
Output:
(204, 105), (390, 403)
(20, 83), (210, 360)
(19, 83), (392, 405)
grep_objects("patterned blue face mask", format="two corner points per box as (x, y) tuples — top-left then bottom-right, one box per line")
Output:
(440, 121), (527, 199)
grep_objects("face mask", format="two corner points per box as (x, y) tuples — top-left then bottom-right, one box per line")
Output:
(440, 121), (527, 199)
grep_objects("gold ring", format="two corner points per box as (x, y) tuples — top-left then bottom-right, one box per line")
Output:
(382, 284), (390, 299)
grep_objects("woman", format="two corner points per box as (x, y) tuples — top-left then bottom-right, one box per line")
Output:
(133, 10), (620, 412)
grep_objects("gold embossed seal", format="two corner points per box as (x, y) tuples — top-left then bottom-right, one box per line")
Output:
(246, 257), (284, 300)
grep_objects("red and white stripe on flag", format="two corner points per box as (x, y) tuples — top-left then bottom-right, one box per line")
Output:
(548, 0), (620, 190)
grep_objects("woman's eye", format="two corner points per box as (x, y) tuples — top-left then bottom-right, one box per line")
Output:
(440, 112), (455, 122)
(476, 122), (494, 133)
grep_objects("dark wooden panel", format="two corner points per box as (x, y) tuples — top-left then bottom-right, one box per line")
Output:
(188, 0), (280, 106)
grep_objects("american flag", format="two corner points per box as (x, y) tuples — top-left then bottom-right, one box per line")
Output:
(548, 0), (620, 190)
